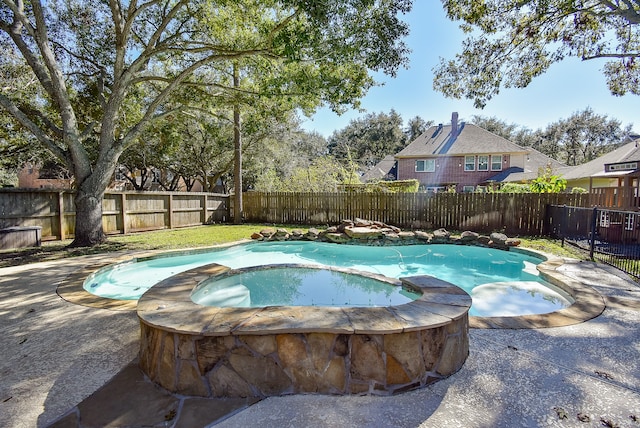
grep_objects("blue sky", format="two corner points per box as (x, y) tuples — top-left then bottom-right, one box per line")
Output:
(301, 2), (639, 138)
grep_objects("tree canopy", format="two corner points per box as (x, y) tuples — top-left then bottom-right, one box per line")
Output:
(434, 1), (640, 107)
(327, 110), (409, 170)
(0, 0), (412, 245)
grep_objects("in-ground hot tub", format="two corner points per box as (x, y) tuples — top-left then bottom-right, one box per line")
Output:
(137, 263), (471, 398)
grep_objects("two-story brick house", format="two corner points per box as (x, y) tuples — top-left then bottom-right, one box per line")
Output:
(395, 112), (563, 192)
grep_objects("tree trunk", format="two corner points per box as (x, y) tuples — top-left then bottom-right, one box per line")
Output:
(233, 63), (243, 224)
(70, 187), (106, 247)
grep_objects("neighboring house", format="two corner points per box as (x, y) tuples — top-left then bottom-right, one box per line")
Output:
(560, 138), (640, 208)
(17, 162), (74, 189)
(395, 112), (563, 192)
(18, 163), (204, 192)
(361, 155), (397, 182)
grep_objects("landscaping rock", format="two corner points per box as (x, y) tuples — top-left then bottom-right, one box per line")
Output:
(398, 231), (416, 240)
(477, 236), (491, 246)
(431, 228), (451, 243)
(506, 238), (521, 247)
(249, 220), (522, 254)
(354, 218), (372, 227)
(290, 230), (305, 240)
(414, 231), (431, 241)
(460, 231), (479, 242)
(344, 226), (383, 239)
(324, 233), (351, 244)
(305, 228), (320, 241)
(260, 228), (276, 239)
(489, 232), (508, 245)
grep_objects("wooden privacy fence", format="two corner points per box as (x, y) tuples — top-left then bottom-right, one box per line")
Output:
(0, 189), (229, 240)
(242, 192), (593, 235)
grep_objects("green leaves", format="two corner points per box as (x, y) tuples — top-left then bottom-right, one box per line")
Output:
(435, 0), (640, 107)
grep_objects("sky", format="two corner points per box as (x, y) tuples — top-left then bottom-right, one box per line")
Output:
(300, 2), (639, 138)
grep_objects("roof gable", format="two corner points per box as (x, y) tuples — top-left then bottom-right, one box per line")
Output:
(561, 140), (640, 180)
(396, 123), (528, 158)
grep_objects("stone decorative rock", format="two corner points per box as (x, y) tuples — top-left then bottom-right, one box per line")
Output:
(506, 238), (521, 247)
(325, 232), (351, 244)
(249, 220), (522, 253)
(344, 226), (384, 239)
(460, 231), (479, 242)
(290, 229), (305, 240)
(259, 228), (275, 239)
(305, 228), (320, 241)
(430, 228), (451, 244)
(398, 231), (416, 240)
(489, 232), (508, 245)
(477, 236), (491, 246)
(414, 231), (431, 241)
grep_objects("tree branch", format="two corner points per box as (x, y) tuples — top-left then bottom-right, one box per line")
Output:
(0, 93), (70, 166)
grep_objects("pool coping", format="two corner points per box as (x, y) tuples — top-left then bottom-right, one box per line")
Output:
(56, 243), (606, 329)
(137, 263), (472, 336)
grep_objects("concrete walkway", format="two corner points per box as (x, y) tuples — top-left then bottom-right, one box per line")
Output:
(0, 254), (639, 427)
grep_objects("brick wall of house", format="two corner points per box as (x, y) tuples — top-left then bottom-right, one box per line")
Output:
(17, 165), (73, 189)
(397, 154), (511, 191)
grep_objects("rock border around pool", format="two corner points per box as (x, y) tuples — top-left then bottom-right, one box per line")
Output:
(137, 263), (471, 398)
(251, 219), (521, 250)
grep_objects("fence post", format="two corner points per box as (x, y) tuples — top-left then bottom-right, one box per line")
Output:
(589, 206), (598, 260)
(121, 193), (128, 235)
(58, 191), (65, 240)
(559, 205), (566, 247)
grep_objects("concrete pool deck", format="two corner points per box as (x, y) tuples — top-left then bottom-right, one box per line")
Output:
(0, 252), (639, 427)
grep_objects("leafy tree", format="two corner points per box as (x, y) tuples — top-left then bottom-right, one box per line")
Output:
(328, 110), (407, 169)
(530, 164), (567, 193)
(497, 182), (531, 193)
(0, 0), (412, 246)
(541, 108), (632, 166)
(254, 156), (352, 192)
(435, 1), (640, 108)
(404, 115), (432, 142)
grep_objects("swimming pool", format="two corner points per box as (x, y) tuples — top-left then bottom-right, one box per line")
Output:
(84, 241), (573, 317)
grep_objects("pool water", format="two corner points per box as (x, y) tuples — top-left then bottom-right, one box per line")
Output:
(84, 241), (574, 316)
(190, 266), (421, 307)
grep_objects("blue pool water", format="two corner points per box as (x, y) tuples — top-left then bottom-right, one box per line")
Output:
(84, 241), (574, 316)
(191, 266), (421, 308)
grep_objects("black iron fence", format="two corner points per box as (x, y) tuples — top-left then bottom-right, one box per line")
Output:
(547, 205), (640, 280)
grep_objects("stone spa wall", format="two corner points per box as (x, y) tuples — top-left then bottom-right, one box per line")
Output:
(137, 265), (471, 398)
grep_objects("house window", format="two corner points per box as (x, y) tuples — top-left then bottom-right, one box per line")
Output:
(415, 159), (435, 172)
(625, 214), (635, 231)
(600, 211), (610, 228)
(425, 186), (445, 193)
(478, 155), (488, 171)
(608, 162), (638, 171)
(491, 155), (503, 171)
(463, 185), (475, 193)
(464, 155), (475, 171)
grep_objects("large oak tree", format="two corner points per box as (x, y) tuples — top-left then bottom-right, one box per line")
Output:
(435, 0), (640, 108)
(0, 0), (411, 246)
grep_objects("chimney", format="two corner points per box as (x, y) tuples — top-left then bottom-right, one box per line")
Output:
(451, 112), (459, 137)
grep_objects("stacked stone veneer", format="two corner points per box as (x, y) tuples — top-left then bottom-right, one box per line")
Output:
(251, 218), (521, 250)
(138, 264), (471, 398)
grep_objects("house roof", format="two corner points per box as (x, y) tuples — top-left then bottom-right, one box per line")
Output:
(395, 122), (528, 158)
(495, 147), (567, 183)
(561, 139), (640, 180)
(361, 155), (397, 182)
